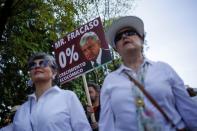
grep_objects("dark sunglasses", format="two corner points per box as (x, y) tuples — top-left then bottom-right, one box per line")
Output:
(114, 30), (139, 44)
(28, 60), (50, 70)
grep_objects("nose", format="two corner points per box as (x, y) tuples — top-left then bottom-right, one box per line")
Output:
(32, 62), (41, 70)
(34, 62), (40, 67)
(35, 64), (40, 68)
(33, 64), (41, 70)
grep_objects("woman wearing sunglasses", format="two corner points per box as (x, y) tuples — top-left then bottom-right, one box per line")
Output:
(12, 52), (92, 131)
(99, 16), (197, 131)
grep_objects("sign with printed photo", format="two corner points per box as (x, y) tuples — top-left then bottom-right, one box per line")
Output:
(53, 17), (112, 84)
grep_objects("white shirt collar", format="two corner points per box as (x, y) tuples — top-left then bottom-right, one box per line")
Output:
(116, 58), (153, 74)
(90, 48), (102, 65)
(96, 48), (102, 64)
(28, 85), (61, 101)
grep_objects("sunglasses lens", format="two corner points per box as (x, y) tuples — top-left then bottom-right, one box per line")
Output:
(126, 31), (136, 36)
(29, 62), (36, 70)
(28, 60), (49, 70)
(114, 30), (138, 44)
(114, 34), (122, 43)
(39, 60), (49, 68)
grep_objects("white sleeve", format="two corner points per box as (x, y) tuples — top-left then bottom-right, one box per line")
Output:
(99, 79), (115, 131)
(68, 92), (92, 131)
(167, 64), (197, 130)
(0, 123), (13, 131)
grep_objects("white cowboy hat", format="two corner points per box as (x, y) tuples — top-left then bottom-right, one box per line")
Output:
(106, 16), (144, 49)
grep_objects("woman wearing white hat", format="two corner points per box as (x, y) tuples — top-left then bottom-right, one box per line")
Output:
(99, 16), (197, 131)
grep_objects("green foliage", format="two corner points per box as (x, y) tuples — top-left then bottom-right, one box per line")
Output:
(0, 0), (135, 127)
(0, 0), (89, 127)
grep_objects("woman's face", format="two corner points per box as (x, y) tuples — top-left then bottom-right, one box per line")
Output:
(89, 86), (99, 102)
(115, 27), (143, 56)
(29, 59), (54, 84)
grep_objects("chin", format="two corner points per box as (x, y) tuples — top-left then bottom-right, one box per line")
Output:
(87, 57), (94, 61)
(125, 46), (136, 51)
(33, 76), (49, 82)
(33, 78), (44, 82)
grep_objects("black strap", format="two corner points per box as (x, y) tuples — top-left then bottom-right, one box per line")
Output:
(123, 71), (177, 128)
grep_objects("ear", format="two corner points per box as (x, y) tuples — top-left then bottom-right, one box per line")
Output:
(27, 79), (33, 87)
(27, 71), (34, 87)
(28, 71), (33, 78)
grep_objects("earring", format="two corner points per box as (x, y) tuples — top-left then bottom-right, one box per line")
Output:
(52, 75), (56, 80)
(27, 79), (33, 87)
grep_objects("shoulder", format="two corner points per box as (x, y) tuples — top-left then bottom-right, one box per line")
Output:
(61, 89), (76, 95)
(50, 86), (79, 101)
(101, 68), (122, 92)
(13, 101), (30, 121)
(149, 60), (174, 71)
(16, 101), (29, 112)
(148, 60), (181, 81)
(155, 61), (171, 67)
(148, 59), (170, 67)
(104, 69), (119, 80)
(60, 89), (79, 99)
(192, 96), (197, 102)
(104, 64), (127, 81)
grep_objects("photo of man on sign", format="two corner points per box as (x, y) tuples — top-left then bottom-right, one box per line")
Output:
(53, 17), (112, 84)
(79, 31), (112, 67)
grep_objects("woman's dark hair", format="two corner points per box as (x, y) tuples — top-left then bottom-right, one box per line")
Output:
(87, 82), (100, 93)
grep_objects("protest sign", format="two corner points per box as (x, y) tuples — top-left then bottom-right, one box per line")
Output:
(53, 17), (111, 84)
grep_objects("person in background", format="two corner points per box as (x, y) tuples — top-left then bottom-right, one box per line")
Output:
(0, 105), (20, 131)
(186, 85), (197, 97)
(99, 16), (197, 131)
(85, 82), (100, 131)
(186, 85), (197, 103)
(79, 31), (111, 67)
(12, 52), (92, 131)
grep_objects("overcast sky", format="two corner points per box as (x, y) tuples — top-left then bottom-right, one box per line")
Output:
(130, 0), (197, 87)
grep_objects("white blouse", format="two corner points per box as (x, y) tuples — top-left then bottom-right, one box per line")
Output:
(13, 86), (92, 131)
(99, 59), (197, 131)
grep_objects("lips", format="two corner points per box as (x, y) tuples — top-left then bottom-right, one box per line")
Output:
(122, 38), (135, 46)
(123, 41), (132, 46)
(34, 69), (43, 75)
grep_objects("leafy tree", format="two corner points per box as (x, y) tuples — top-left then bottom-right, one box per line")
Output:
(0, 0), (135, 127)
(0, 0), (89, 127)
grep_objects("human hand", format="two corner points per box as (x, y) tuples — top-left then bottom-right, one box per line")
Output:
(86, 105), (94, 116)
(91, 122), (98, 129)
